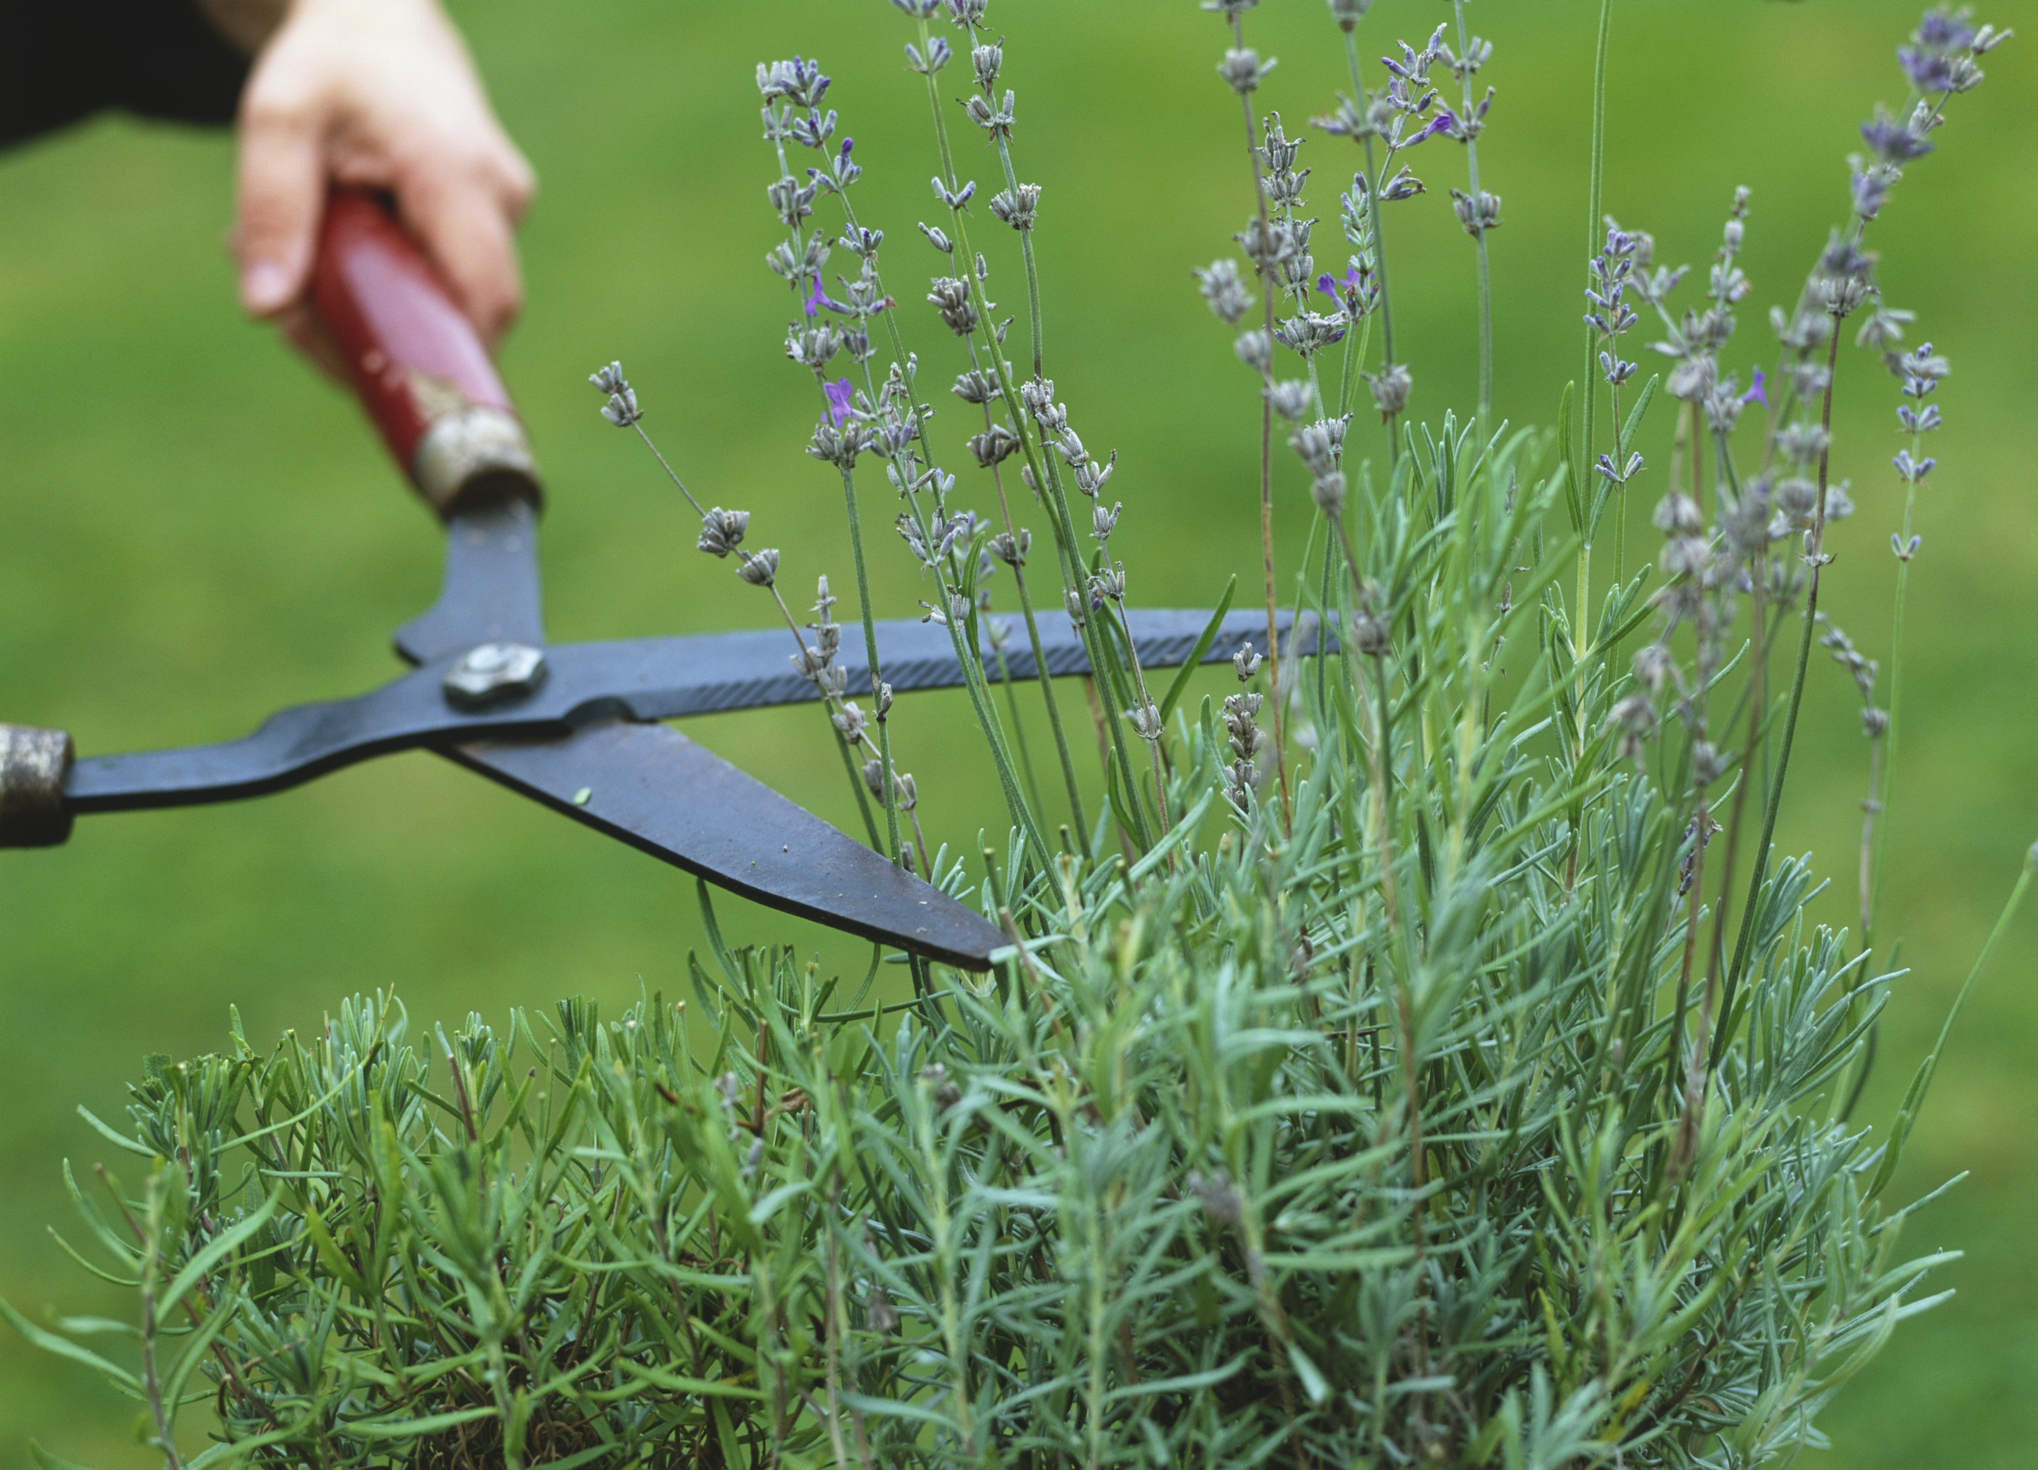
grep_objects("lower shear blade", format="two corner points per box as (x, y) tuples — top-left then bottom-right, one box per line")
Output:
(442, 718), (1006, 970)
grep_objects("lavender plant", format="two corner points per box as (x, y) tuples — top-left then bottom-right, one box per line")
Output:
(7, 5), (2028, 1469)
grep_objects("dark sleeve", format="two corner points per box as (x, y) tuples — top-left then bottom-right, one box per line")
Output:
(1, 0), (251, 148)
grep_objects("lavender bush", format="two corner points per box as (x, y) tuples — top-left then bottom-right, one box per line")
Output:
(7, 4), (2028, 1467)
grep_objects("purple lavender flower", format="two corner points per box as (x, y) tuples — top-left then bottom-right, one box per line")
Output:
(1315, 266), (1361, 300)
(1741, 368), (1768, 409)
(1915, 8), (1975, 52)
(1860, 113), (1933, 163)
(1416, 107), (1458, 144)
(824, 378), (855, 426)
(1899, 44), (1959, 92)
(803, 276), (827, 319)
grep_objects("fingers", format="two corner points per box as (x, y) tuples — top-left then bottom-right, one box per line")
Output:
(233, 80), (327, 318)
(396, 157), (532, 349)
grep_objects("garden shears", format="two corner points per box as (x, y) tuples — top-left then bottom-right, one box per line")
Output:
(0, 191), (1275, 969)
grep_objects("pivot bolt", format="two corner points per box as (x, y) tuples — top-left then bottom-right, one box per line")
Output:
(443, 642), (547, 707)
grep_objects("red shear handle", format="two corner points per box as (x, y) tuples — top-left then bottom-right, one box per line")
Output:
(310, 188), (542, 520)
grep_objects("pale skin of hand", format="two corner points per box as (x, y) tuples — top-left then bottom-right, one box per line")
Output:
(231, 0), (535, 352)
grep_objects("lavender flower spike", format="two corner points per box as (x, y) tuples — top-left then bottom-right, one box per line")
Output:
(824, 378), (856, 427)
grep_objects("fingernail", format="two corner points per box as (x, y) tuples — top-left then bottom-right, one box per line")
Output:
(241, 262), (294, 314)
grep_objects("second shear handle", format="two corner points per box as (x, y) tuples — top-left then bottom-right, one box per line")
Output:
(309, 188), (543, 520)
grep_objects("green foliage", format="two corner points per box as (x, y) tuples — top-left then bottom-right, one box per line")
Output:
(6, 410), (2016, 1466)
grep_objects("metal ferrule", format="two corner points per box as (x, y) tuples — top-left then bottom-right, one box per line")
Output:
(411, 406), (543, 519)
(0, 724), (74, 847)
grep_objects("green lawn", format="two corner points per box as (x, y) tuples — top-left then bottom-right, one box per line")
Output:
(1, 1), (2033, 1464)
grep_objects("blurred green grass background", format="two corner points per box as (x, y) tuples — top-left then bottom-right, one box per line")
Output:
(2, 0), (2033, 1463)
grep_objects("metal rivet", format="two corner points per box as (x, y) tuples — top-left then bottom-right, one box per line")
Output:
(443, 642), (547, 707)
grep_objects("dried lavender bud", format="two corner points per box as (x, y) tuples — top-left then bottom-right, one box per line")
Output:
(840, 224), (884, 258)
(1089, 563), (1127, 604)
(989, 528), (1031, 565)
(952, 369), (995, 404)
(1235, 330), (1274, 375)
(862, 759), (886, 798)
(931, 176), (976, 210)
(767, 174), (818, 228)
(1195, 259), (1253, 325)
(1634, 642), (1670, 694)
(1450, 188), (1502, 237)
(1311, 471), (1346, 515)
(1365, 363), (1412, 418)
(1605, 692), (1657, 768)
(737, 549), (780, 587)
(1352, 610), (1390, 657)
(807, 420), (863, 468)
(1234, 216), (1297, 272)
(589, 361), (628, 396)
(1288, 419), (1340, 476)
(1893, 449), (1936, 485)
(895, 771), (919, 810)
(971, 41), (1001, 89)
(1272, 312), (1349, 357)
(599, 389), (641, 428)
(1692, 741), (1724, 787)
(1218, 48), (1274, 95)
(1862, 706), (1890, 738)
(1325, 0), (1370, 30)
(1264, 379), (1311, 421)
(927, 277), (980, 336)
(1820, 274), (1870, 317)
(1064, 588), (1087, 627)
(756, 57), (830, 108)
(968, 424), (1021, 467)
(919, 1063), (959, 1114)
(1092, 501), (1121, 542)
(788, 107), (838, 152)
(1222, 692), (1263, 751)
(1662, 535), (1708, 579)
(1378, 165), (1426, 202)
(786, 323), (843, 372)
(1439, 34), (1493, 81)
(964, 90), (1016, 138)
(944, 0), (986, 25)
(919, 221), (954, 255)
(875, 682), (894, 720)
(989, 183), (1041, 231)
(1653, 494), (1703, 536)
(1890, 341), (1951, 395)
(1253, 113), (1298, 174)
(1776, 424), (1829, 467)
(865, 1284), (899, 1334)
(1072, 451), (1117, 497)
(1128, 702), (1164, 742)
(1233, 642), (1262, 682)
(697, 508), (750, 558)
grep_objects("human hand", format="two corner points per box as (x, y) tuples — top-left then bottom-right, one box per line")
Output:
(231, 0), (535, 352)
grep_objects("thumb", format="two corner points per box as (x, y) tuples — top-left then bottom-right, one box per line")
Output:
(233, 94), (325, 317)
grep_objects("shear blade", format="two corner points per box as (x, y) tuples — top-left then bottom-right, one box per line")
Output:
(441, 718), (1006, 970)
